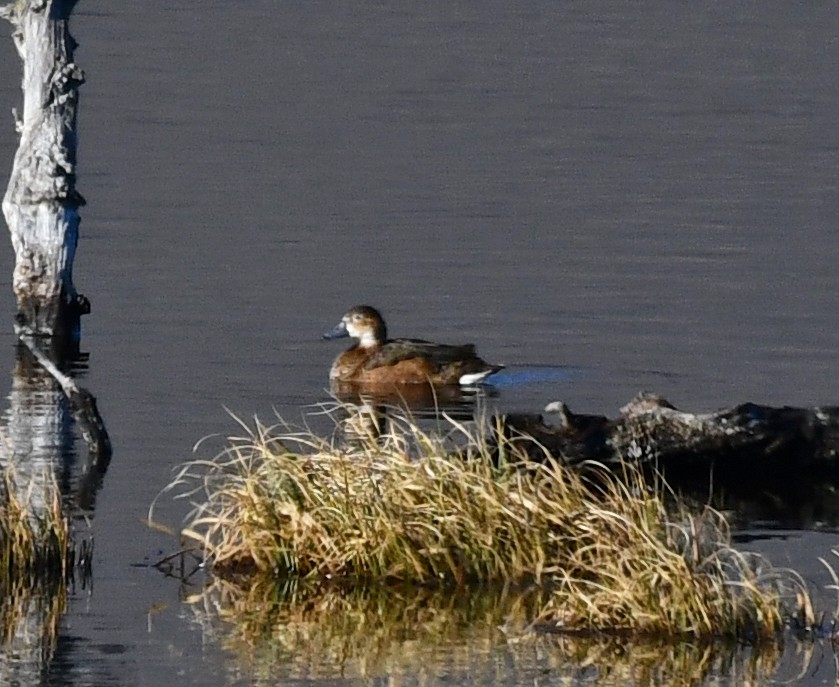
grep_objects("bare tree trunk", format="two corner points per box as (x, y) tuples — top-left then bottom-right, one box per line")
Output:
(1, 0), (86, 341)
(0, 0), (110, 505)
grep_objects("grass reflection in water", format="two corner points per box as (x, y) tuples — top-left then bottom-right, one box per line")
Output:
(184, 577), (817, 686)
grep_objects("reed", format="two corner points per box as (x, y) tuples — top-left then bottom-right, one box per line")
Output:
(172, 404), (814, 637)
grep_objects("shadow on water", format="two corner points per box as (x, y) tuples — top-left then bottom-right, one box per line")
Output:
(183, 577), (834, 686)
(0, 341), (111, 683)
(662, 458), (839, 533)
(486, 365), (581, 389)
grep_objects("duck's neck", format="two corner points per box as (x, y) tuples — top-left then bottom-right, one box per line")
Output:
(357, 330), (381, 348)
(357, 320), (386, 348)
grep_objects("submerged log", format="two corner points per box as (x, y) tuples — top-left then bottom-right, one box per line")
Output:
(1, 0), (87, 339)
(501, 391), (839, 468)
(500, 392), (839, 526)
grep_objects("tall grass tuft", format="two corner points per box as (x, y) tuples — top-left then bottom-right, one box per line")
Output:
(172, 404), (814, 637)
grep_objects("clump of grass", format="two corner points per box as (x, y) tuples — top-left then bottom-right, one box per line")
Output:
(171, 404), (814, 638)
(535, 504), (799, 637)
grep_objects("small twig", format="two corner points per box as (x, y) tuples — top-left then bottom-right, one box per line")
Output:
(153, 547), (206, 582)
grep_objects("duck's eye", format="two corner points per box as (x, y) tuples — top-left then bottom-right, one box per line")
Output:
(352, 314), (362, 322)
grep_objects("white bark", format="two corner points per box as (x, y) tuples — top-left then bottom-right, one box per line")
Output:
(1, 0), (84, 337)
(0, 1), (109, 509)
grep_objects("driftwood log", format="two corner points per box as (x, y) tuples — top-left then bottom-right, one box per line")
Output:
(501, 392), (839, 527)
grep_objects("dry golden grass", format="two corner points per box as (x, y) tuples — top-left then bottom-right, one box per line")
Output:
(170, 404), (815, 638)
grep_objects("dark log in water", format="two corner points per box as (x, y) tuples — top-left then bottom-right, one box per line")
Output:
(500, 392), (839, 527)
(501, 391), (839, 466)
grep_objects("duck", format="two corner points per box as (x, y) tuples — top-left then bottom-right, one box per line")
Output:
(323, 305), (503, 387)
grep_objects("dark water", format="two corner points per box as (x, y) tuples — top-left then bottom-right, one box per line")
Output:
(2, 2), (839, 684)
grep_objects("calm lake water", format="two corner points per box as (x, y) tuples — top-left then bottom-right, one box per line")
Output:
(2, 2), (839, 685)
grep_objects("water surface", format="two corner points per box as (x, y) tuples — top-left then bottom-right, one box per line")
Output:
(1, 2), (839, 684)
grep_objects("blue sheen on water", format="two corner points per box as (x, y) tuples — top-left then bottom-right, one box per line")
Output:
(487, 366), (579, 388)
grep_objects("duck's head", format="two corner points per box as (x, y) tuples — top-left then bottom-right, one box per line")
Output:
(323, 305), (387, 348)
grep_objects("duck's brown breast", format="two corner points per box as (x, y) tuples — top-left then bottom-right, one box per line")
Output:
(330, 347), (374, 382)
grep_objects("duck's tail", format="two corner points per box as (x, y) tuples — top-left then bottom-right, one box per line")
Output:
(458, 364), (504, 386)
